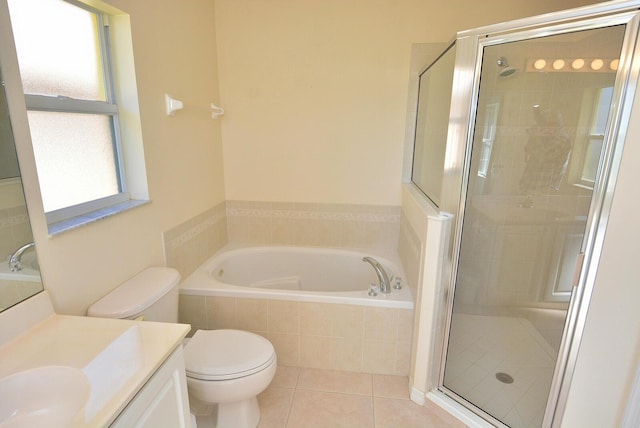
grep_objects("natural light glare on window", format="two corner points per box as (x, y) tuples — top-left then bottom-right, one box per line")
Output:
(7, 0), (131, 225)
(9, 0), (106, 101)
(581, 87), (614, 184)
(27, 111), (119, 212)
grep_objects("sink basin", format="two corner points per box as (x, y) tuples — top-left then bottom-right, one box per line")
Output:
(0, 366), (89, 427)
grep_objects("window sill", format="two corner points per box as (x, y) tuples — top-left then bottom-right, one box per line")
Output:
(47, 199), (150, 236)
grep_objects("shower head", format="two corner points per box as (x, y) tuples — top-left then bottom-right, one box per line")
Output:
(497, 56), (517, 77)
(499, 67), (517, 77)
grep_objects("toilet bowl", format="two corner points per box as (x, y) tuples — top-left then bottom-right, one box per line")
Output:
(184, 329), (276, 427)
(87, 267), (277, 428)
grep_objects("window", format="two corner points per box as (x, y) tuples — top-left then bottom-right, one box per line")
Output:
(477, 102), (499, 178)
(580, 86), (614, 186)
(8, 0), (143, 228)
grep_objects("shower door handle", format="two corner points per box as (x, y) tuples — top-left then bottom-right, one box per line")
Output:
(572, 252), (585, 289)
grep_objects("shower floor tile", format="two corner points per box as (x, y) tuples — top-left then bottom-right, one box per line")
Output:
(443, 314), (556, 428)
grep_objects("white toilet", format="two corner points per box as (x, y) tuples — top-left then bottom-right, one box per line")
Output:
(87, 267), (277, 428)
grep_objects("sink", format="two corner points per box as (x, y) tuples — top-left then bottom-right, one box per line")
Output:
(0, 366), (89, 427)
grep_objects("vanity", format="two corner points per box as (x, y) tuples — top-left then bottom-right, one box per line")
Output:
(0, 291), (191, 427)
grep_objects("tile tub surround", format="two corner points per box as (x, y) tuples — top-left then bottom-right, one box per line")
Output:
(226, 201), (401, 251)
(179, 296), (413, 376)
(163, 202), (227, 279)
(257, 366), (465, 427)
(398, 212), (422, 300)
(163, 201), (401, 280)
(0, 279), (42, 310)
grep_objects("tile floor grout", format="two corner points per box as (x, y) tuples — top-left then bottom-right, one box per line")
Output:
(256, 366), (467, 427)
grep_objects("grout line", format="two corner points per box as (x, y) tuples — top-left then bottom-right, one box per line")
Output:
(371, 373), (377, 427)
(285, 387), (296, 427)
(372, 392), (378, 428)
(371, 373), (375, 398)
(294, 387), (374, 397)
(294, 367), (302, 389)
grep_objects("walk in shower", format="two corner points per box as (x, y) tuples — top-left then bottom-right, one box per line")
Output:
(427, 3), (640, 427)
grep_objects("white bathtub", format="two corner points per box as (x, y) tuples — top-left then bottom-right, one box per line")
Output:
(180, 246), (413, 309)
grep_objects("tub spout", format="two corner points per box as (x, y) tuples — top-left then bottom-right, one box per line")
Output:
(362, 256), (391, 294)
(9, 242), (35, 272)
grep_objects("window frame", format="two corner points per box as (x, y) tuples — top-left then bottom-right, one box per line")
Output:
(20, 1), (129, 225)
(577, 86), (614, 188)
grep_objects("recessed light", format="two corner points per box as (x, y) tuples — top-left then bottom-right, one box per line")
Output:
(571, 58), (585, 70)
(533, 59), (546, 70)
(591, 59), (604, 70)
(552, 59), (565, 70)
(610, 59), (619, 71)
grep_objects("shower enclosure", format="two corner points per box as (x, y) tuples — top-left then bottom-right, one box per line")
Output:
(436, 3), (640, 427)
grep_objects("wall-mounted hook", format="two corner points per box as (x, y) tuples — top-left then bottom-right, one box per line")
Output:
(165, 94), (184, 116)
(211, 103), (225, 119)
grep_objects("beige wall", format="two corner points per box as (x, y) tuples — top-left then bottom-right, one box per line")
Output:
(215, 0), (599, 206)
(1, 0), (226, 315)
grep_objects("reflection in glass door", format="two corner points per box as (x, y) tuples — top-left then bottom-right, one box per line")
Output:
(441, 24), (627, 428)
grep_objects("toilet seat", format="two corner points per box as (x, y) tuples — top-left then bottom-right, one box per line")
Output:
(184, 329), (276, 381)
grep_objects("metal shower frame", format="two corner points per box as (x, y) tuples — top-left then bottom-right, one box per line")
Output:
(435, 2), (640, 427)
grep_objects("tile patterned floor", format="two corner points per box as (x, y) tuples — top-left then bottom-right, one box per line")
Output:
(257, 367), (467, 428)
(443, 314), (557, 428)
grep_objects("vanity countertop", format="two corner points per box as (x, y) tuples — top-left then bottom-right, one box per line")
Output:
(0, 313), (189, 427)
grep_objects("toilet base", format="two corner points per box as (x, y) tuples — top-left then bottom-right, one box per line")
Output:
(191, 396), (260, 428)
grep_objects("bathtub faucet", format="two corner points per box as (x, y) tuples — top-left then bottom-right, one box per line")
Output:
(9, 242), (35, 272)
(362, 256), (391, 294)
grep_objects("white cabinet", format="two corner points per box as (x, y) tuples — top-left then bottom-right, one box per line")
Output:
(111, 346), (191, 428)
(461, 199), (586, 306)
(487, 224), (549, 303)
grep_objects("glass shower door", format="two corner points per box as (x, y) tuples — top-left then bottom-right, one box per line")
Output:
(441, 24), (627, 428)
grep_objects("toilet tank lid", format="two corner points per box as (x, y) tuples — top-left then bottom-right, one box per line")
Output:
(87, 267), (181, 319)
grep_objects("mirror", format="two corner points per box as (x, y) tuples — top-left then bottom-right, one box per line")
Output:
(0, 67), (43, 311)
(411, 43), (456, 207)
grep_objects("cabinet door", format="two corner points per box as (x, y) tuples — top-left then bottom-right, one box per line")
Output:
(488, 225), (547, 303)
(112, 347), (191, 428)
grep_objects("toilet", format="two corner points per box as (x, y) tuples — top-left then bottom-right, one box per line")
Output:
(87, 267), (277, 428)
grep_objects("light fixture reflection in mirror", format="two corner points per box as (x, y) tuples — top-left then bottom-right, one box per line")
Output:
(0, 68), (44, 312)
(591, 58), (604, 70)
(534, 59), (547, 70)
(571, 58), (585, 70)
(527, 57), (618, 73)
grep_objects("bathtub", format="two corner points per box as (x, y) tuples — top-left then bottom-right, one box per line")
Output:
(180, 246), (413, 309)
(179, 246), (414, 374)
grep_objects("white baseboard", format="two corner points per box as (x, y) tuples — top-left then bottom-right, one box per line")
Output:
(410, 387), (426, 405)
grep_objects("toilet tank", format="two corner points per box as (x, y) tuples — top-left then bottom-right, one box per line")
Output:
(87, 267), (181, 322)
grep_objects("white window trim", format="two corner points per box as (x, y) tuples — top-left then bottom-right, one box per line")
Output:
(45, 192), (130, 224)
(577, 132), (605, 188)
